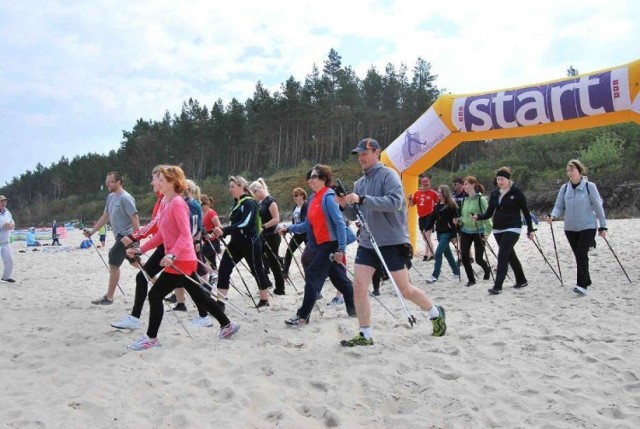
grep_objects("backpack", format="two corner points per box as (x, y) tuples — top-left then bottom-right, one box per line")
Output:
(233, 196), (262, 236)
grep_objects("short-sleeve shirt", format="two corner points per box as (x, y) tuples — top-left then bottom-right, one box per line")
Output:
(105, 190), (138, 237)
(203, 208), (217, 232)
(412, 189), (438, 218)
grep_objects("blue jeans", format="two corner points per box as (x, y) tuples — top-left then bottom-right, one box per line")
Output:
(432, 232), (459, 279)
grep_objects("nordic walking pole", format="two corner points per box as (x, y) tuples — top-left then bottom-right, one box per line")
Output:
(548, 215), (564, 286)
(449, 234), (463, 283)
(87, 235), (125, 296)
(170, 262), (269, 333)
(485, 240), (511, 281)
(602, 235), (632, 283)
(218, 237), (261, 311)
(331, 255), (397, 320)
(282, 233), (306, 281)
(354, 207), (416, 327)
(336, 179), (416, 327)
(134, 257), (193, 339)
(474, 220), (495, 283)
(262, 234), (299, 293)
(531, 236), (562, 284)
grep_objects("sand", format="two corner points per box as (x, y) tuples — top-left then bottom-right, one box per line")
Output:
(1, 221), (639, 428)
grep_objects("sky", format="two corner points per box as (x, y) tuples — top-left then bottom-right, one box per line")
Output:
(1, 0), (639, 186)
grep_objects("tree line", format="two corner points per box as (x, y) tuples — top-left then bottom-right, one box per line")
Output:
(3, 50), (639, 224)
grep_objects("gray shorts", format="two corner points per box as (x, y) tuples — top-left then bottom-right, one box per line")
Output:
(108, 235), (133, 266)
(355, 244), (408, 272)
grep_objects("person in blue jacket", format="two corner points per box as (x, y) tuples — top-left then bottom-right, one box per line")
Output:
(279, 164), (356, 325)
(547, 159), (608, 296)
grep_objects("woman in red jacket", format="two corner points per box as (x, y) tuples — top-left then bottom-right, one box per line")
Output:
(125, 165), (239, 351)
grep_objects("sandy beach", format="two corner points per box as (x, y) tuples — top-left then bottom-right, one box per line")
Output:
(1, 220), (639, 428)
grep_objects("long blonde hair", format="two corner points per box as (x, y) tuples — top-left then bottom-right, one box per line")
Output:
(437, 184), (458, 209)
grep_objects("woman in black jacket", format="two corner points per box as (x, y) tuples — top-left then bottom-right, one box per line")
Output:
(213, 176), (271, 308)
(473, 167), (535, 295)
(426, 185), (461, 283)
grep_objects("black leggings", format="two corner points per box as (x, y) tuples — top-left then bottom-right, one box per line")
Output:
(217, 235), (270, 292)
(459, 232), (490, 282)
(131, 245), (164, 319)
(565, 229), (596, 288)
(261, 234), (284, 290)
(493, 232), (527, 289)
(147, 270), (229, 338)
(201, 239), (220, 270)
(283, 233), (306, 274)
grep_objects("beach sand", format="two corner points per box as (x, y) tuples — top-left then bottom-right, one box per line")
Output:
(1, 221), (639, 428)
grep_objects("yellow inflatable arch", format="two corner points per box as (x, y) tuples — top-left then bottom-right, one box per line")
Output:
(381, 59), (640, 248)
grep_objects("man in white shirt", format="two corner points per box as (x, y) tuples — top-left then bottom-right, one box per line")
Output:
(0, 195), (16, 283)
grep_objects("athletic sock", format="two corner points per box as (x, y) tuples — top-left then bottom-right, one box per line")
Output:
(360, 326), (373, 340)
(428, 305), (440, 319)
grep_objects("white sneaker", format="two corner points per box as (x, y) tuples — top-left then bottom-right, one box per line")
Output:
(452, 274), (460, 282)
(127, 335), (160, 351)
(111, 315), (141, 330)
(191, 316), (213, 328)
(427, 276), (438, 284)
(573, 286), (587, 296)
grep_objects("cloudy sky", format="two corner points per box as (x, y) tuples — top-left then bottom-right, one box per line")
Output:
(1, 0), (638, 186)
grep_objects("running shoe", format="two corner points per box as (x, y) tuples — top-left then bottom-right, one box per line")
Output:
(172, 303), (187, 312)
(218, 321), (240, 339)
(487, 287), (502, 295)
(513, 280), (529, 289)
(340, 332), (374, 347)
(191, 316), (213, 328)
(1, 278), (16, 283)
(284, 315), (310, 326)
(91, 295), (113, 305)
(452, 274), (460, 282)
(426, 276), (438, 284)
(431, 305), (447, 337)
(573, 286), (587, 296)
(111, 315), (141, 330)
(327, 296), (345, 306)
(127, 335), (160, 351)
(165, 294), (177, 303)
(256, 299), (269, 308)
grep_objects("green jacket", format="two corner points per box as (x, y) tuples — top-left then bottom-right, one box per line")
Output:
(459, 194), (492, 236)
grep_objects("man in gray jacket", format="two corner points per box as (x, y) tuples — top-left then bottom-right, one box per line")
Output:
(337, 138), (447, 347)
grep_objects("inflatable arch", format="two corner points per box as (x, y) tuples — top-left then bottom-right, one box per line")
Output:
(380, 58), (640, 248)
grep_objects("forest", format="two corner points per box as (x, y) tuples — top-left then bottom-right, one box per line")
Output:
(2, 49), (639, 225)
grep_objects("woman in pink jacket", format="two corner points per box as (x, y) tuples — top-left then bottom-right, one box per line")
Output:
(126, 165), (239, 351)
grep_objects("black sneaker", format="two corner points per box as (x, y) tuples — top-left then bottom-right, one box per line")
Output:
(256, 299), (270, 308)
(422, 255), (428, 262)
(488, 287), (502, 295)
(165, 294), (177, 303)
(173, 303), (187, 311)
(513, 281), (528, 289)
(483, 268), (491, 280)
(465, 280), (476, 287)
(274, 288), (286, 296)
(372, 289), (380, 296)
